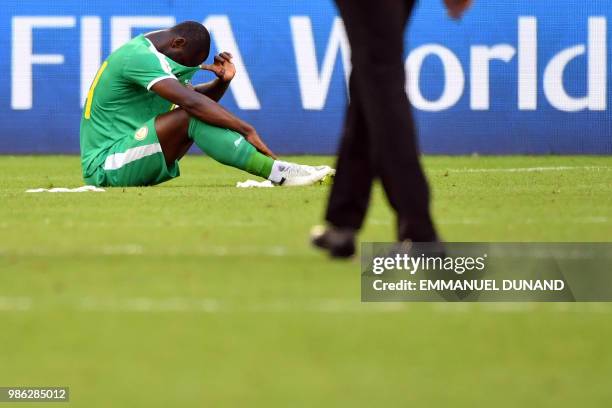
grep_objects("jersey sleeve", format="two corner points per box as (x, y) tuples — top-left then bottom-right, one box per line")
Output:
(123, 49), (177, 90)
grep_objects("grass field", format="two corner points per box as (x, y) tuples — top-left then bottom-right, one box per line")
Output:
(1, 155), (611, 407)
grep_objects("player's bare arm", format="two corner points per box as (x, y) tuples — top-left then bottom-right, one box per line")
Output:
(443, 0), (473, 19)
(152, 78), (277, 159)
(194, 51), (235, 102)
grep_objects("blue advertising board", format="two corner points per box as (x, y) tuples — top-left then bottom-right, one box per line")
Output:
(1, 0), (611, 154)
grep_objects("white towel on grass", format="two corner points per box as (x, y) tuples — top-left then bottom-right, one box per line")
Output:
(236, 180), (274, 188)
(26, 185), (105, 193)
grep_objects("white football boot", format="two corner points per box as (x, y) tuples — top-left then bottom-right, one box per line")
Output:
(273, 162), (335, 186)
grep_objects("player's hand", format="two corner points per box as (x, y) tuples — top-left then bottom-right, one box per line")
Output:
(200, 52), (236, 83)
(245, 129), (278, 160)
(443, 0), (472, 20)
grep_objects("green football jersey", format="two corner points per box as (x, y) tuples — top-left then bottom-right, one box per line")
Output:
(80, 34), (200, 177)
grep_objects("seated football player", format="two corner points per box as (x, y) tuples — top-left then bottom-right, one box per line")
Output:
(80, 21), (333, 187)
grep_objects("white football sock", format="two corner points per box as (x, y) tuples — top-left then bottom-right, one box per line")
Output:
(268, 160), (292, 183)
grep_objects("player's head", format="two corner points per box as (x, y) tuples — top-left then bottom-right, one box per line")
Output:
(164, 21), (211, 67)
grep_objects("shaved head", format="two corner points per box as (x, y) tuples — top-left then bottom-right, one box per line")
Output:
(170, 21), (211, 55)
(149, 21), (211, 67)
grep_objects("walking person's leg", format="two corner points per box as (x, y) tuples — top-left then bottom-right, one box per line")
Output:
(314, 0), (438, 255)
(341, 0), (438, 242)
(312, 71), (373, 257)
(324, 72), (374, 231)
(311, 0), (383, 257)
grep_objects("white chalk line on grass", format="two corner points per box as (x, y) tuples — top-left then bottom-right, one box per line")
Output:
(0, 296), (405, 314)
(369, 216), (610, 226)
(439, 165), (611, 174)
(2, 295), (612, 314)
(78, 297), (408, 314)
(0, 244), (291, 257)
(0, 296), (32, 311)
(455, 216), (611, 225)
(3, 228), (612, 258)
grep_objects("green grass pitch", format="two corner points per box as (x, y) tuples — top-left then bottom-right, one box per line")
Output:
(1, 155), (611, 407)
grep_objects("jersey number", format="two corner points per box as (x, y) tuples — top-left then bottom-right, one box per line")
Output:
(84, 61), (108, 119)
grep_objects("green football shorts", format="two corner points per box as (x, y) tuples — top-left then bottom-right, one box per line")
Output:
(84, 118), (179, 187)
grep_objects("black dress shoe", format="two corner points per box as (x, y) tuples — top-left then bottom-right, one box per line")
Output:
(310, 225), (356, 258)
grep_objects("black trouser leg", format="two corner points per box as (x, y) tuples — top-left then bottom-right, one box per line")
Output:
(329, 0), (438, 241)
(325, 73), (374, 229)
